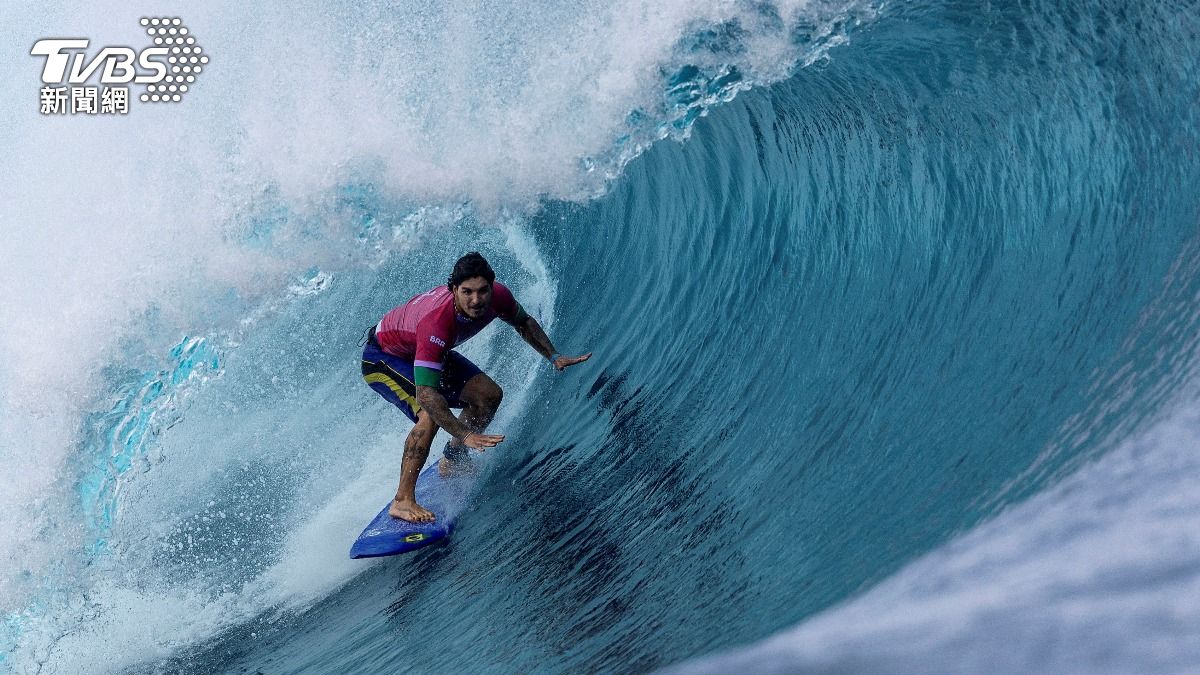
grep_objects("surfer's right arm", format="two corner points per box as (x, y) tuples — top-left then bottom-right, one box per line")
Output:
(410, 310), (503, 449)
(414, 386), (503, 449)
(410, 318), (475, 441)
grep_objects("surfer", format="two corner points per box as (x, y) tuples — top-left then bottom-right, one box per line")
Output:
(361, 252), (591, 523)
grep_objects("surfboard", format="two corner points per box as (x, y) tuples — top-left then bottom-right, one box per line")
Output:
(349, 463), (474, 559)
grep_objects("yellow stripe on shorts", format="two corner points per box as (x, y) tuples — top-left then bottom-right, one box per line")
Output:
(363, 372), (423, 413)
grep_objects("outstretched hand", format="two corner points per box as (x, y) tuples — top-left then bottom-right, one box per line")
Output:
(462, 432), (505, 449)
(552, 352), (592, 371)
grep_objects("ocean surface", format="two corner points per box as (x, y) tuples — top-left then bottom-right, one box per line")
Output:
(2, 0), (1199, 672)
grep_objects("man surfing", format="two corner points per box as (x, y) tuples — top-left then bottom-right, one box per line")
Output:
(361, 252), (591, 523)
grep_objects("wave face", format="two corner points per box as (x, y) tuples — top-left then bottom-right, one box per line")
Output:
(4, 0), (1200, 672)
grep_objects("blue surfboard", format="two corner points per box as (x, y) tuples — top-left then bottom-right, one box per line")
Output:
(349, 463), (474, 559)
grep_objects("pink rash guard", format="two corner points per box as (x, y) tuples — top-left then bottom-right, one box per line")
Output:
(374, 281), (527, 387)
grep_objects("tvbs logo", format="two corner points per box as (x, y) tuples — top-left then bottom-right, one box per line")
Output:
(31, 17), (207, 115)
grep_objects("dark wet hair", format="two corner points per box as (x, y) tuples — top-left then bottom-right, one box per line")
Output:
(447, 252), (496, 290)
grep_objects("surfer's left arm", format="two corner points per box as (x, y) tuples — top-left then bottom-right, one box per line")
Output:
(514, 316), (592, 371)
(493, 282), (590, 370)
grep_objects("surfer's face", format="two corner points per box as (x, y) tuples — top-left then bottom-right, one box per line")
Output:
(453, 277), (492, 319)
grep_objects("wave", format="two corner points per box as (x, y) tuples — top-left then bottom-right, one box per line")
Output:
(4, 0), (1200, 671)
(3, 0), (869, 669)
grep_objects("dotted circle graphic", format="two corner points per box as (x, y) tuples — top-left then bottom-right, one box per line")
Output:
(139, 17), (207, 104)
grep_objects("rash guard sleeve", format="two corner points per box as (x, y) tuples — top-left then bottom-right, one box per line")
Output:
(413, 309), (453, 388)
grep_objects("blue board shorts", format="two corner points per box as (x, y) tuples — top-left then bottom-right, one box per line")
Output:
(361, 338), (483, 424)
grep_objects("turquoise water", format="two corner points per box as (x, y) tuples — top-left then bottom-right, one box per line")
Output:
(4, 0), (1200, 672)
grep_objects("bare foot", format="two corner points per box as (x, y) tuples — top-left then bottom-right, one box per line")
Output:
(389, 499), (435, 523)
